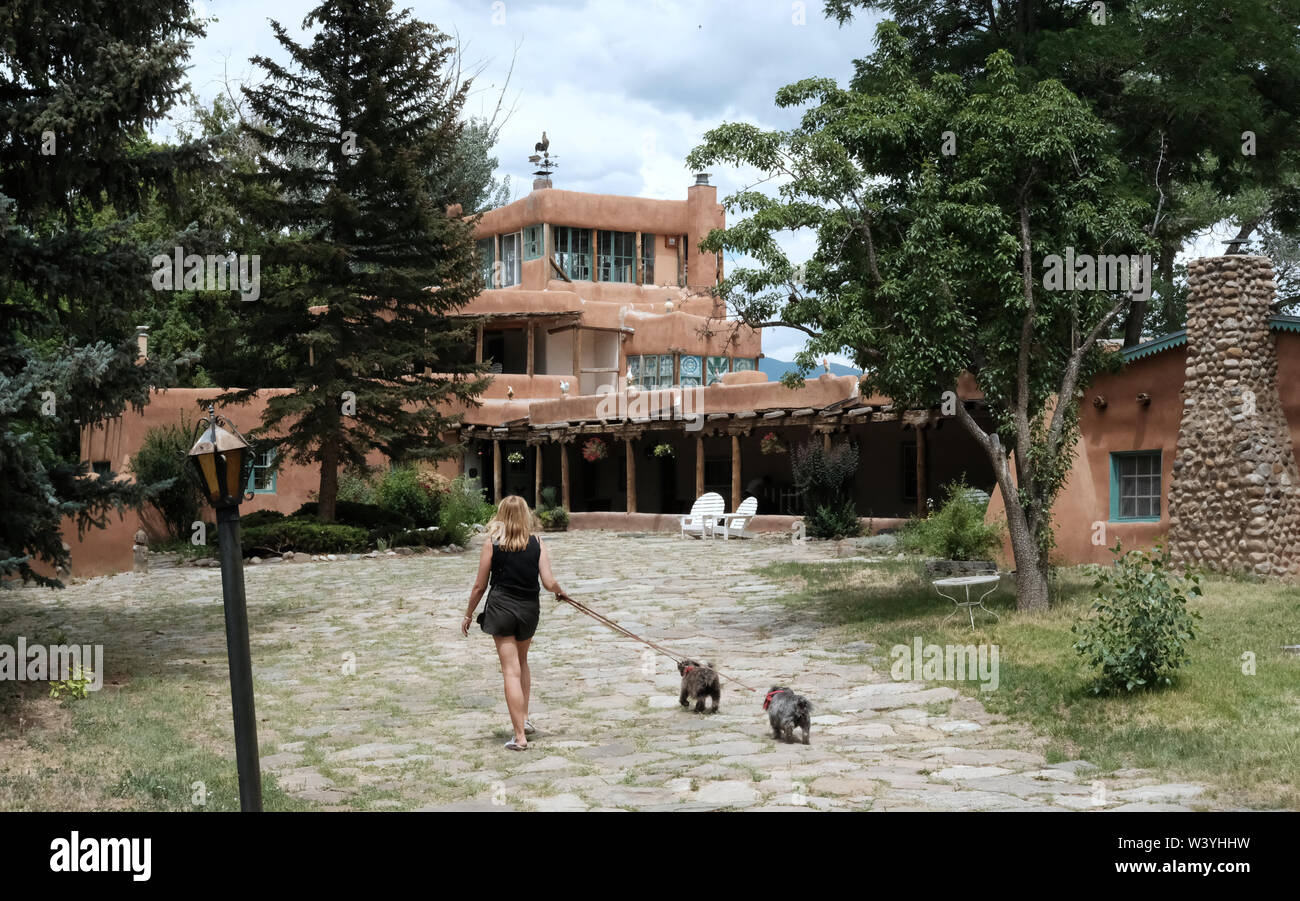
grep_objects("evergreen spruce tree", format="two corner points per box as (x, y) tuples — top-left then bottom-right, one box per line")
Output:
(232, 0), (489, 522)
(0, 1), (209, 585)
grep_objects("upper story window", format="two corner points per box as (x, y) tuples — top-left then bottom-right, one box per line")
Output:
(553, 226), (591, 281)
(476, 237), (494, 287)
(247, 448), (277, 494)
(498, 233), (521, 287)
(1110, 450), (1161, 522)
(641, 233), (655, 284)
(598, 230), (636, 283)
(523, 224), (543, 260)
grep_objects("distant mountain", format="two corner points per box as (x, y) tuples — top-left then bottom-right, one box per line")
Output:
(759, 357), (861, 381)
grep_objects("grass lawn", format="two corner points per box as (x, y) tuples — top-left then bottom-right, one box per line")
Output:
(762, 556), (1300, 809)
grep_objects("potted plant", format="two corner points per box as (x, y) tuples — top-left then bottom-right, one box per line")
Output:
(760, 431), (786, 455)
(581, 437), (608, 462)
(652, 442), (674, 459)
(507, 451), (525, 465)
(536, 486), (569, 532)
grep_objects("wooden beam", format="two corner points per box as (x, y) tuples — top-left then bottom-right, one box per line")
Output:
(916, 425), (928, 517)
(625, 438), (637, 513)
(492, 439), (502, 503)
(549, 255), (572, 283)
(823, 431), (831, 453)
(560, 442), (570, 511)
(695, 435), (705, 498)
(731, 434), (742, 510)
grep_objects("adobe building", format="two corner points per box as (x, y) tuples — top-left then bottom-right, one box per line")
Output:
(990, 255), (1300, 575)
(58, 169), (996, 577)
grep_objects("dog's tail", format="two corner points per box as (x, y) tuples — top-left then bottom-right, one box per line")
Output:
(796, 696), (813, 716)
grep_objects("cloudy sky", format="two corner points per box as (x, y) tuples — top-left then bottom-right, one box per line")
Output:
(184, 0), (885, 365)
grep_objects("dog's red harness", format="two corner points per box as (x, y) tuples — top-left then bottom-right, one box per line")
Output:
(682, 666), (695, 674)
(763, 689), (786, 711)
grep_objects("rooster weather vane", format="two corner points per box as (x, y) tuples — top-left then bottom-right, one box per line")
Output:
(528, 131), (558, 177)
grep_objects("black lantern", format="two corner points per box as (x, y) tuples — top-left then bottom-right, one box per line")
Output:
(187, 404), (262, 811)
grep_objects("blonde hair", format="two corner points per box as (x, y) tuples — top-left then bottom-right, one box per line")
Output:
(488, 495), (534, 551)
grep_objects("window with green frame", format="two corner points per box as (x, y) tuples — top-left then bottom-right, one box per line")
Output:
(678, 353), (702, 386)
(640, 233), (655, 284)
(523, 224), (543, 260)
(498, 232), (520, 287)
(732, 357), (756, 372)
(598, 230), (636, 283)
(628, 354), (675, 388)
(476, 237), (494, 287)
(706, 355), (730, 385)
(553, 226), (591, 281)
(247, 448), (277, 494)
(1110, 450), (1161, 521)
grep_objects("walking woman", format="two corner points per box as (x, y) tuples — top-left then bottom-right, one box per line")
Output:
(461, 495), (566, 751)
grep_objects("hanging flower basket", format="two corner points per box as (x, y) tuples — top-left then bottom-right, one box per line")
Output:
(652, 443), (674, 459)
(581, 437), (608, 462)
(760, 431), (787, 455)
(507, 451), (525, 465)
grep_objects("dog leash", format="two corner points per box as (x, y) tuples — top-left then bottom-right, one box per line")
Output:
(554, 592), (760, 693)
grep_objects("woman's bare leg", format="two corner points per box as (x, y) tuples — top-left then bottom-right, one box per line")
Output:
(493, 635), (528, 746)
(517, 638), (532, 719)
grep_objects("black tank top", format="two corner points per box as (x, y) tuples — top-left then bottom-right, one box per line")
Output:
(489, 535), (541, 601)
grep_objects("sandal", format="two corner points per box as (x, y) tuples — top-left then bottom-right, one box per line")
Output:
(504, 738), (528, 751)
(524, 719), (536, 735)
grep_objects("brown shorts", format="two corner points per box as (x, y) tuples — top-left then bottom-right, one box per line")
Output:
(477, 589), (540, 641)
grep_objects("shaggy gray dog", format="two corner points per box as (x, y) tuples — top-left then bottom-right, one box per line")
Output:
(764, 686), (812, 744)
(677, 659), (721, 714)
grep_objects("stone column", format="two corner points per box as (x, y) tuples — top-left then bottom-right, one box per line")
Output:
(1168, 255), (1300, 576)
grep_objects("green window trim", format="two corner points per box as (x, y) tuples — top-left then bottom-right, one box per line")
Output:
(553, 226), (591, 281)
(476, 237), (495, 288)
(523, 224), (543, 261)
(247, 448), (277, 494)
(640, 233), (655, 284)
(1109, 450), (1161, 522)
(598, 230), (636, 283)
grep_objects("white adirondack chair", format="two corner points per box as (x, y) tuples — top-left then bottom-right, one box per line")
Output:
(680, 492), (725, 539)
(713, 496), (758, 540)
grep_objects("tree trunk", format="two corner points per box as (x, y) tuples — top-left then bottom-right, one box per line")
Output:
(318, 439), (341, 523)
(1000, 483), (1050, 612)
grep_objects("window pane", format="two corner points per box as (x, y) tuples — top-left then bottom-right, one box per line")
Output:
(641, 233), (655, 284)
(523, 224), (543, 260)
(706, 356), (729, 385)
(499, 233), (520, 287)
(598, 230), (635, 283)
(732, 357), (755, 372)
(679, 354), (702, 381)
(554, 226), (590, 281)
(477, 238), (494, 287)
(1120, 495), (1135, 518)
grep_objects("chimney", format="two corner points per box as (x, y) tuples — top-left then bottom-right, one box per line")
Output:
(1167, 255), (1300, 576)
(533, 175), (552, 191)
(685, 174), (721, 288)
(693, 172), (711, 186)
(135, 325), (149, 359)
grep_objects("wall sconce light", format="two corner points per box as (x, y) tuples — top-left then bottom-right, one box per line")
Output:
(1092, 395), (1107, 410)
(1137, 393), (1151, 406)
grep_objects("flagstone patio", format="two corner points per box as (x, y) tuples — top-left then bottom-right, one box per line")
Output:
(10, 532), (1218, 811)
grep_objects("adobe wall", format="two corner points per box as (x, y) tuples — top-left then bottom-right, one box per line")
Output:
(1167, 256), (1300, 576)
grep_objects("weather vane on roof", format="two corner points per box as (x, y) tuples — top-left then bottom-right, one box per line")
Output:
(528, 131), (557, 177)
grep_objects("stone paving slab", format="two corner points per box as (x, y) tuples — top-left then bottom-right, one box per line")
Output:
(20, 531), (1223, 812)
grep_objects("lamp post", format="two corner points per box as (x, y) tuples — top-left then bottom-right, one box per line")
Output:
(188, 404), (262, 811)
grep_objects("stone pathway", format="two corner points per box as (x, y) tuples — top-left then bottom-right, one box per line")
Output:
(25, 532), (1216, 811)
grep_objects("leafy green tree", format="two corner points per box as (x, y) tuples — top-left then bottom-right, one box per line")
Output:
(823, 0), (1300, 343)
(690, 27), (1149, 610)
(0, 0), (210, 585)
(227, 0), (489, 522)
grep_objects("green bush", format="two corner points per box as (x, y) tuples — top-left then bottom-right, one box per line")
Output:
(1071, 544), (1202, 694)
(389, 527), (450, 548)
(241, 518), (370, 556)
(898, 478), (1002, 561)
(792, 439), (860, 539)
(337, 468), (378, 505)
(807, 499), (861, 540)
(438, 476), (496, 545)
(130, 420), (204, 539)
(374, 465), (440, 526)
(538, 506), (570, 531)
(239, 509), (287, 530)
(293, 500), (414, 538)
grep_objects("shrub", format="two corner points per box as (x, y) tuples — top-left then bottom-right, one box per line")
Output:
(1071, 544), (1202, 694)
(239, 509), (287, 530)
(538, 506), (570, 531)
(130, 420), (204, 540)
(898, 478), (1002, 561)
(439, 476), (496, 545)
(241, 518), (370, 556)
(293, 500), (414, 538)
(337, 468), (378, 505)
(389, 528), (450, 548)
(374, 464), (440, 526)
(792, 439), (860, 539)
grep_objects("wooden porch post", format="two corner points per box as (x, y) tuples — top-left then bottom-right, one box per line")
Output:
(561, 442), (570, 512)
(625, 437), (637, 513)
(695, 435), (705, 498)
(492, 439), (502, 503)
(475, 324), (484, 363)
(571, 327), (582, 391)
(915, 426), (928, 517)
(534, 443), (543, 508)
(730, 433), (741, 510)
(822, 431), (831, 453)
(526, 323), (535, 376)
